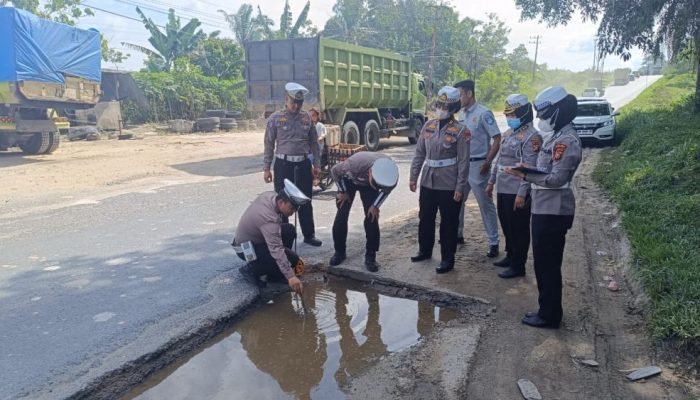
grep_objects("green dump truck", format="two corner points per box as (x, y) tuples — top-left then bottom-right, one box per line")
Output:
(245, 37), (427, 151)
(613, 68), (632, 86)
(0, 8), (101, 154)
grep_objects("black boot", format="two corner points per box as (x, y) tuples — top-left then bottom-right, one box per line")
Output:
(304, 236), (322, 247)
(365, 252), (380, 272)
(411, 252), (432, 262)
(329, 252), (346, 266)
(522, 314), (560, 329)
(498, 267), (525, 279)
(486, 244), (499, 258)
(436, 257), (454, 274)
(238, 264), (265, 288)
(493, 256), (511, 267)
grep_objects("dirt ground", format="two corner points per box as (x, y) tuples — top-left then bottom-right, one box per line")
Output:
(4, 132), (698, 398)
(0, 128), (264, 218)
(329, 149), (700, 399)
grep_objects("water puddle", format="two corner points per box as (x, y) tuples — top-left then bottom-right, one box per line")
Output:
(124, 279), (459, 400)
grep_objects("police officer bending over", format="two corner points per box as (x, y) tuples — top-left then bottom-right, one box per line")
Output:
(263, 82), (322, 247)
(505, 86), (582, 329)
(409, 86), (470, 274)
(328, 152), (399, 272)
(233, 179), (309, 294)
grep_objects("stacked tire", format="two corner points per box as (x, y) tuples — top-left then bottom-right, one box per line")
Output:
(220, 118), (237, 131)
(196, 117), (220, 133)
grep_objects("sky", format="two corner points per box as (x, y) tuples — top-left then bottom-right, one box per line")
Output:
(65, 0), (643, 72)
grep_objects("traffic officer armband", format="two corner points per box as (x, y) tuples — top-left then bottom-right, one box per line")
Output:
(336, 177), (349, 192)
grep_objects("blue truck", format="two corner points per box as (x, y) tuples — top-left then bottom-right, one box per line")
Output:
(0, 7), (102, 154)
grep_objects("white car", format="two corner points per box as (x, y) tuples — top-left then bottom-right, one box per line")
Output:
(573, 98), (620, 144)
(581, 88), (602, 97)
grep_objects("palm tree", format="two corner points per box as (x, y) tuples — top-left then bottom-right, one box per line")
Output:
(219, 4), (265, 45)
(122, 7), (206, 71)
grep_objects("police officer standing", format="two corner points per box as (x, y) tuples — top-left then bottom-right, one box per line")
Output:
(409, 86), (470, 273)
(454, 79), (501, 257)
(486, 94), (541, 279)
(505, 86), (582, 329)
(263, 82), (322, 247)
(233, 179), (310, 294)
(328, 152), (399, 272)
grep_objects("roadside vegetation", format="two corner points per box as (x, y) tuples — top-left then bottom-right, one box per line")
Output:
(594, 71), (699, 346)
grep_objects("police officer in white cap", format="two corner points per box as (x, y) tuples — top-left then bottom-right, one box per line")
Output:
(328, 152), (399, 272)
(233, 179), (310, 294)
(409, 86), (470, 273)
(486, 94), (541, 279)
(505, 86), (582, 329)
(263, 82), (322, 247)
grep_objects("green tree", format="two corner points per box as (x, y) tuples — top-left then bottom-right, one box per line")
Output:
(516, 0), (700, 111)
(189, 37), (244, 80)
(262, 0), (316, 39)
(123, 7), (207, 72)
(219, 4), (265, 44)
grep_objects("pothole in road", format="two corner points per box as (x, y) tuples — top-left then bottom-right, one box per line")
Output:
(123, 277), (464, 400)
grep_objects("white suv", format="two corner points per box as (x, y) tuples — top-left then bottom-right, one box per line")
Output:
(573, 98), (619, 144)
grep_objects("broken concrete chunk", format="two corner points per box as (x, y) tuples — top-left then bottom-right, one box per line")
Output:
(626, 366), (662, 381)
(517, 379), (542, 400)
(581, 359), (599, 367)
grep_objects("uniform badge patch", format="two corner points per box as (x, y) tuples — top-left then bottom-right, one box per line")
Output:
(427, 120), (438, 130)
(446, 125), (458, 134)
(516, 132), (525, 140)
(462, 129), (471, 140)
(444, 134), (454, 144)
(532, 137), (541, 153)
(423, 130), (434, 139)
(485, 114), (495, 125)
(278, 117), (288, 123)
(553, 143), (567, 160)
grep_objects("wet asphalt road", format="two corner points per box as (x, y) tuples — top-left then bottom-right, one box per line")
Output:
(0, 77), (660, 399)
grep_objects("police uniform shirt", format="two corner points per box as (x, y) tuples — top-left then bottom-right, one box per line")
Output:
(263, 109), (320, 170)
(234, 192), (296, 279)
(490, 124), (541, 197)
(410, 118), (470, 193)
(523, 124), (582, 215)
(457, 103), (501, 158)
(331, 152), (394, 208)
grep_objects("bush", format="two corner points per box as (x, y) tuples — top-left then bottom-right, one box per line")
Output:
(594, 73), (700, 342)
(122, 59), (246, 124)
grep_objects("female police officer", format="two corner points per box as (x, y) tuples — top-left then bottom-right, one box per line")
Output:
(486, 94), (541, 279)
(505, 86), (581, 329)
(409, 86), (470, 274)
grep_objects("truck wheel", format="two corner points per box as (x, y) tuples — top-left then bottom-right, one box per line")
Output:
(44, 131), (60, 154)
(364, 120), (380, 151)
(18, 132), (50, 155)
(342, 121), (360, 145)
(408, 118), (422, 144)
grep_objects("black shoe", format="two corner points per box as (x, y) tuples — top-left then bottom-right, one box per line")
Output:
(456, 237), (465, 245)
(329, 252), (346, 266)
(304, 236), (322, 247)
(238, 264), (265, 288)
(365, 252), (380, 272)
(525, 311), (538, 318)
(521, 314), (560, 329)
(493, 256), (511, 267)
(436, 258), (454, 274)
(498, 267), (525, 279)
(411, 252), (432, 262)
(486, 244), (499, 258)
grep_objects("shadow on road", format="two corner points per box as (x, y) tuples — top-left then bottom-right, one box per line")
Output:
(0, 151), (46, 168)
(172, 154), (263, 178)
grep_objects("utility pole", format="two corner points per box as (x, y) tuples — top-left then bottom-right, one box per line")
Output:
(529, 35), (541, 81)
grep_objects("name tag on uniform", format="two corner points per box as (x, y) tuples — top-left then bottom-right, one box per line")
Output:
(240, 241), (258, 262)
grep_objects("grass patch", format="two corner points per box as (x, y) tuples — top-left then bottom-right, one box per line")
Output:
(594, 73), (700, 343)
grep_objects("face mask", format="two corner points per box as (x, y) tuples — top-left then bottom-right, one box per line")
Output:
(506, 117), (521, 130)
(537, 118), (553, 133)
(436, 109), (450, 120)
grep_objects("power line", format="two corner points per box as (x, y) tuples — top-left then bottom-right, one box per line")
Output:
(82, 2), (165, 28)
(112, 0), (229, 30)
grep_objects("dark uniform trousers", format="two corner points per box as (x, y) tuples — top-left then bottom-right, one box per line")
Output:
(418, 186), (461, 260)
(273, 158), (315, 239)
(497, 193), (532, 274)
(332, 180), (380, 255)
(531, 214), (574, 324)
(237, 223), (299, 282)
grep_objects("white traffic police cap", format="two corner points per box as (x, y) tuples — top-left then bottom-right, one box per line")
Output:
(504, 93), (528, 114)
(285, 82), (309, 101)
(436, 86), (460, 105)
(282, 178), (310, 208)
(370, 157), (399, 189)
(533, 86), (567, 112)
